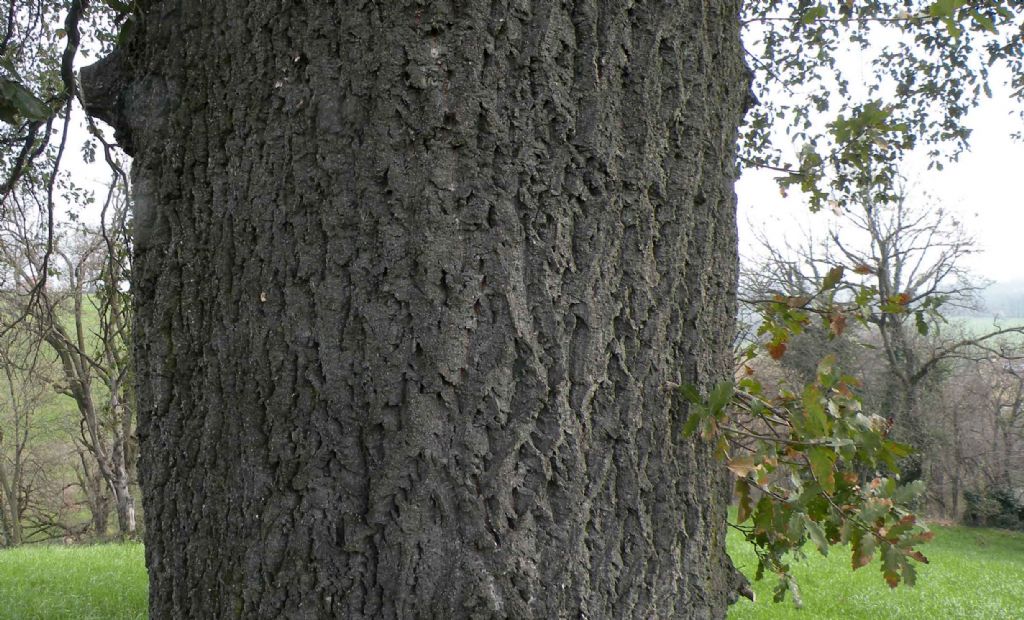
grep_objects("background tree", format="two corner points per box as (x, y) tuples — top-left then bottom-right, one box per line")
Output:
(0, 175), (135, 540)
(938, 352), (1024, 527)
(0, 328), (55, 546)
(742, 187), (1024, 516)
(746, 191), (1021, 401)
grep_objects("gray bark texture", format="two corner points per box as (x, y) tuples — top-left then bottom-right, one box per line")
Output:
(83, 1), (749, 618)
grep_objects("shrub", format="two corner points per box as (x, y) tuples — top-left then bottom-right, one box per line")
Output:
(964, 487), (1024, 531)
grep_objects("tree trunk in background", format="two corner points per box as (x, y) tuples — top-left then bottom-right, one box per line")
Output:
(0, 457), (21, 545)
(110, 439), (137, 537)
(76, 447), (111, 539)
(84, 2), (749, 617)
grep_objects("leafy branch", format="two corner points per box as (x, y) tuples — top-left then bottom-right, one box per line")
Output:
(679, 266), (937, 605)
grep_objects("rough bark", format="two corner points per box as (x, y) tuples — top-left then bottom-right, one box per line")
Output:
(84, 2), (749, 618)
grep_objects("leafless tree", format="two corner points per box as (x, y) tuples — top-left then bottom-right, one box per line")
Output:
(929, 353), (1024, 520)
(0, 328), (56, 545)
(747, 191), (1022, 401)
(742, 187), (1024, 488)
(0, 176), (135, 540)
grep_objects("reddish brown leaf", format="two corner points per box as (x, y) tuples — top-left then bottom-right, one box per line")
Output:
(852, 546), (873, 569)
(726, 456), (757, 478)
(830, 312), (847, 337)
(736, 479), (754, 524)
(905, 550), (929, 563)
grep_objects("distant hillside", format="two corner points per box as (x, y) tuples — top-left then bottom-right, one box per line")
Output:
(978, 279), (1024, 318)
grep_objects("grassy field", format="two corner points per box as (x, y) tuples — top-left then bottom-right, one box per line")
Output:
(728, 523), (1024, 619)
(0, 543), (146, 620)
(0, 523), (1021, 619)
(947, 315), (1024, 340)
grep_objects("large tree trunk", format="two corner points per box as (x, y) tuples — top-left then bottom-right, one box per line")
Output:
(84, 2), (749, 617)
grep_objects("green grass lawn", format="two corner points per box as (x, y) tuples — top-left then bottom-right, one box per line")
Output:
(0, 543), (146, 620)
(948, 316), (1024, 340)
(0, 524), (1021, 619)
(728, 523), (1024, 619)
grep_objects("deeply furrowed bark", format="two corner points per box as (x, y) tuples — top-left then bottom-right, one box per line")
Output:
(84, 2), (749, 617)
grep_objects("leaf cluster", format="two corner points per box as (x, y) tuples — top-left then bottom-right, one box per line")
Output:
(682, 357), (931, 604)
(683, 263), (942, 604)
(742, 0), (1024, 210)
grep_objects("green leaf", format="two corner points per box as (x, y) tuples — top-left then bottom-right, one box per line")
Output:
(942, 16), (963, 37)
(927, 0), (965, 19)
(902, 560), (918, 587)
(677, 383), (701, 403)
(817, 355), (838, 389)
(754, 495), (774, 535)
(890, 480), (926, 504)
(681, 404), (705, 437)
(860, 498), (892, 525)
(737, 376), (762, 396)
(707, 381), (734, 417)
(884, 440), (914, 459)
(787, 511), (805, 543)
(882, 542), (902, 588)
(801, 5), (828, 25)
(801, 385), (829, 437)
(803, 515), (829, 556)
(826, 437), (855, 448)
(971, 10), (997, 32)
(807, 447), (836, 493)
(851, 528), (875, 569)
(915, 311), (929, 336)
(0, 77), (51, 122)
(885, 514), (918, 541)
(822, 266), (844, 291)
(714, 435), (729, 459)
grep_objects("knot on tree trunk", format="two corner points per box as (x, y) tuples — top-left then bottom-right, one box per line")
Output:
(81, 49), (134, 156)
